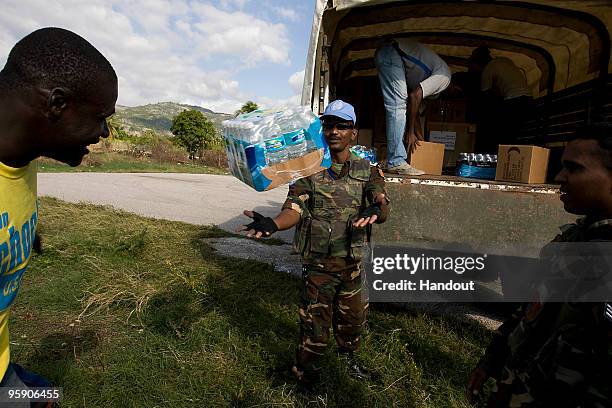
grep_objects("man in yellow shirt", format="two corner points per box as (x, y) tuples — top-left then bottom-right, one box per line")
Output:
(0, 27), (117, 398)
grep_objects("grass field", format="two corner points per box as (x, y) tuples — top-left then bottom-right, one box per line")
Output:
(36, 152), (228, 175)
(11, 197), (492, 407)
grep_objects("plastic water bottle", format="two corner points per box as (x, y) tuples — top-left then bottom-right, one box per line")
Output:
(350, 145), (377, 164)
(301, 108), (320, 153)
(236, 122), (252, 176)
(223, 119), (242, 180)
(287, 107), (317, 156)
(264, 123), (288, 166)
(285, 128), (308, 159)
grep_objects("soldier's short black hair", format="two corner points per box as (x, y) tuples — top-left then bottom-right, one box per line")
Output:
(573, 122), (612, 169)
(1, 27), (116, 99)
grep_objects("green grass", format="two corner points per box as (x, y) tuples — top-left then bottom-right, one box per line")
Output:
(10, 197), (492, 407)
(36, 152), (228, 175)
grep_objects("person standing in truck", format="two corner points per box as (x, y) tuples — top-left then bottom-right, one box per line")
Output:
(466, 122), (612, 407)
(239, 100), (390, 394)
(374, 39), (451, 175)
(468, 46), (533, 153)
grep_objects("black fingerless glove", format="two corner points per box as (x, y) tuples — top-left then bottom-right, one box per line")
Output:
(358, 202), (382, 219)
(245, 211), (278, 235)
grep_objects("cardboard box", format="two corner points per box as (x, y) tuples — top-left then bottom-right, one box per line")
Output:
(260, 149), (329, 190)
(428, 122), (477, 167)
(410, 141), (445, 175)
(495, 145), (550, 184)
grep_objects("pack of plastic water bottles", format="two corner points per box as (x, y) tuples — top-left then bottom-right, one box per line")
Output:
(222, 106), (331, 191)
(456, 153), (497, 180)
(350, 145), (377, 164)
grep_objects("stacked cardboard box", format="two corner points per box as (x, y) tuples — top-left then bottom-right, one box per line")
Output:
(428, 122), (477, 168)
(425, 97), (476, 170)
(410, 141), (445, 175)
(496, 145), (550, 184)
(372, 141), (444, 176)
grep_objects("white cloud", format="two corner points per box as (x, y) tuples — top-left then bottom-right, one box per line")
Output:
(0, 0), (293, 113)
(246, 69), (306, 110)
(218, 0), (250, 10)
(288, 69), (305, 94)
(256, 94), (302, 110)
(272, 6), (300, 22)
(191, 4), (290, 66)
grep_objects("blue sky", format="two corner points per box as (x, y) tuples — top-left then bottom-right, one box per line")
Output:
(0, 0), (316, 113)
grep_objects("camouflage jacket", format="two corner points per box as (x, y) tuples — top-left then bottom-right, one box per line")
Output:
(479, 217), (612, 407)
(282, 153), (388, 264)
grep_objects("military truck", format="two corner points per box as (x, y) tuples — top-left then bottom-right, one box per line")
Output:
(302, 0), (611, 256)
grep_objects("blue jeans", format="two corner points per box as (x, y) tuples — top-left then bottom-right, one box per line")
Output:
(375, 44), (408, 167)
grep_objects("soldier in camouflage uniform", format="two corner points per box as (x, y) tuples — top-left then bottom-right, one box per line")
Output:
(240, 100), (389, 390)
(467, 123), (612, 407)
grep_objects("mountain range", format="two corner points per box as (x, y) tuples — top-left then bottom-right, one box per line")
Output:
(114, 102), (233, 135)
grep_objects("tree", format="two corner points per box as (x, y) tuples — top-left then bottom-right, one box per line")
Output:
(170, 110), (219, 159)
(235, 101), (259, 116)
(106, 114), (129, 140)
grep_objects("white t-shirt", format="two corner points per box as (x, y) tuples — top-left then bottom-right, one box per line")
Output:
(481, 57), (531, 100)
(394, 39), (451, 99)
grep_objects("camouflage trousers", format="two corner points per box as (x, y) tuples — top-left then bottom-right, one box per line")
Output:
(486, 366), (611, 408)
(293, 260), (368, 382)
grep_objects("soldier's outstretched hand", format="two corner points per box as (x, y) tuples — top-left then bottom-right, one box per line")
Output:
(353, 203), (380, 228)
(239, 210), (278, 239)
(353, 193), (387, 228)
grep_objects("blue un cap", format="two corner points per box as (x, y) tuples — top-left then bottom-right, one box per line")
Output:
(321, 100), (357, 123)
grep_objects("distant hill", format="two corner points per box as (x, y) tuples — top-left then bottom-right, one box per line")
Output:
(115, 102), (232, 135)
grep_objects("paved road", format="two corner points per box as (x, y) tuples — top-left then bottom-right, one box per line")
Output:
(38, 172), (294, 242)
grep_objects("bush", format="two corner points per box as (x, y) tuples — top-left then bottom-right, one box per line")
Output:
(124, 130), (158, 147)
(88, 138), (114, 153)
(197, 149), (228, 169)
(150, 138), (189, 164)
(106, 130), (159, 158)
(81, 154), (104, 167)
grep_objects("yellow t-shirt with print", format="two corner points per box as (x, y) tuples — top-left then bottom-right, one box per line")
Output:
(0, 161), (37, 380)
